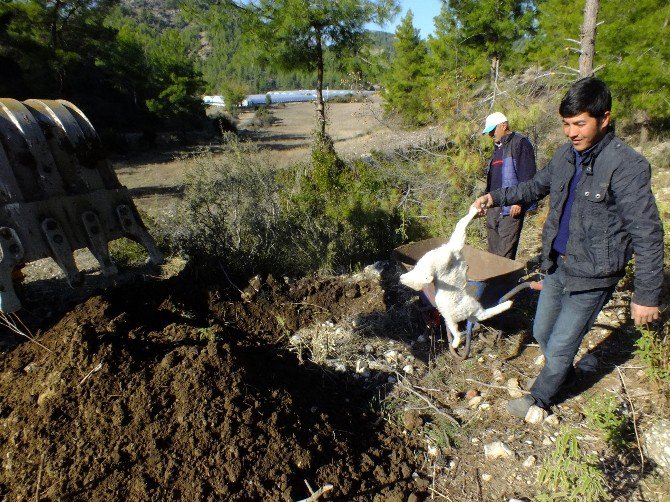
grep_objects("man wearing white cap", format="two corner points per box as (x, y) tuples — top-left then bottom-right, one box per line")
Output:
(481, 112), (537, 259)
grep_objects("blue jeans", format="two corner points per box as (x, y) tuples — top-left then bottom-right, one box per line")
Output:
(530, 260), (615, 409)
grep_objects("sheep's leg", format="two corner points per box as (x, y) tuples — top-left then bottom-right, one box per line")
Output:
(475, 300), (513, 321)
(448, 206), (479, 250)
(444, 316), (463, 348)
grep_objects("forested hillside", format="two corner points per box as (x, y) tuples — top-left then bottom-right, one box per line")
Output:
(1, 0), (667, 135)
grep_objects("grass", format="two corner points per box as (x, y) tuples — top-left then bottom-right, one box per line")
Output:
(109, 238), (148, 267)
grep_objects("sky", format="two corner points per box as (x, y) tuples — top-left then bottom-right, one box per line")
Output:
(368, 0), (444, 39)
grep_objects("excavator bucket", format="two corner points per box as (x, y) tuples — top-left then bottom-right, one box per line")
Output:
(0, 98), (163, 312)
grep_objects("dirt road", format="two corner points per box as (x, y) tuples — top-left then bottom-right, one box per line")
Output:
(112, 96), (442, 217)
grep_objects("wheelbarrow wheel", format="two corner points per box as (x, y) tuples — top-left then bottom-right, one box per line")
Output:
(445, 323), (472, 360)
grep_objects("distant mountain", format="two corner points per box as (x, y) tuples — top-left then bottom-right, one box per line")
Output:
(367, 30), (395, 52)
(118, 0), (183, 29)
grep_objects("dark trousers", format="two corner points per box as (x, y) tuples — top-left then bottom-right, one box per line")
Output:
(485, 206), (524, 260)
(530, 259), (615, 408)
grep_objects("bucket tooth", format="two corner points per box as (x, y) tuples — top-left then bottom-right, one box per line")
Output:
(0, 227), (24, 312)
(116, 204), (164, 265)
(81, 211), (117, 276)
(41, 218), (82, 286)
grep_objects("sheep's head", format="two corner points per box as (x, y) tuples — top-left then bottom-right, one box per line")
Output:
(399, 268), (433, 291)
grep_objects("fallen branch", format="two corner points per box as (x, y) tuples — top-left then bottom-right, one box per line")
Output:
(296, 480), (333, 502)
(34, 452), (45, 502)
(0, 313), (52, 353)
(465, 378), (530, 394)
(79, 362), (103, 386)
(397, 374), (460, 427)
(615, 365), (645, 474)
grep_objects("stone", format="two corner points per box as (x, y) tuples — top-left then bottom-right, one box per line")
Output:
(506, 378), (524, 398)
(642, 418), (670, 475)
(492, 368), (504, 382)
(484, 441), (514, 460)
(481, 473), (492, 482)
(465, 389), (479, 400)
(522, 455), (536, 468)
(402, 411), (423, 431)
(543, 415), (560, 427)
(468, 396), (483, 408)
(355, 360), (369, 374)
(525, 405), (548, 424)
(402, 364), (414, 374)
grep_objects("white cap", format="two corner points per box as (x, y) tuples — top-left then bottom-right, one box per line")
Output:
(482, 112), (508, 134)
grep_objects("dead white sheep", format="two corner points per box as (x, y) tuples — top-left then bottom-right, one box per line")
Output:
(400, 206), (513, 348)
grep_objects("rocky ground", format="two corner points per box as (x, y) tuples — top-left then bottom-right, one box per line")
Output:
(1, 247), (668, 500)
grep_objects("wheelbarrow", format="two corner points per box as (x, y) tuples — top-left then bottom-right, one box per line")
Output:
(393, 238), (543, 359)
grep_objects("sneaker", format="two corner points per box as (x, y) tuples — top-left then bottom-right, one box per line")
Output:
(507, 395), (536, 418)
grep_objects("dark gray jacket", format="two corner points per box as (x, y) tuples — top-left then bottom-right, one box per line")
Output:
(491, 130), (664, 306)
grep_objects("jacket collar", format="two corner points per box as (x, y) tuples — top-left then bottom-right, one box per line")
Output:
(501, 131), (516, 146)
(564, 129), (615, 165)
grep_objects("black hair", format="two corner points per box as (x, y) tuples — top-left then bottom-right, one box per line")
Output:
(559, 77), (612, 118)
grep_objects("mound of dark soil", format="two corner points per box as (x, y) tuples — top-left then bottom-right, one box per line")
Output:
(0, 273), (428, 501)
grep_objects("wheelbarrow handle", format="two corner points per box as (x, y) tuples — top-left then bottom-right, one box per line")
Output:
(498, 280), (542, 303)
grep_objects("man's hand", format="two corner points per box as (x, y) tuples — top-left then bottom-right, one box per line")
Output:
(631, 302), (660, 325)
(472, 193), (493, 216)
(509, 204), (523, 218)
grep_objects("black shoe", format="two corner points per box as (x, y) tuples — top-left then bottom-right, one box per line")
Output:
(507, 395), (536, 418)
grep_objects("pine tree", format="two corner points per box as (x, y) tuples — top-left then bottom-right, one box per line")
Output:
(382, 11), (431, 125)
(437, 0), (537, 82)
(237, 0), (399, 136)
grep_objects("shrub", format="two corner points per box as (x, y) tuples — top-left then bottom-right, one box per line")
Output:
(278, 131), (426, 273)
(536, 427), (609, 502)
(247, 106), (277, 128)
(165, 130), (488, 281)
(206, 107), (238, 134)
(583, 394), (633, 451)
(168, 134), (289, 278)
(635, 324), (670, 390)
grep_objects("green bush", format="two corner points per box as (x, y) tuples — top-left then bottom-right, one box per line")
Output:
(536, 427), (609, 502)
(168, 134), (289, 278)
(248, 106), (277, 128)
(278, 131), (426, 273)
(635, 324), (670, 390)
(164, 130), (488, 281)
(583, 394), (633, 451)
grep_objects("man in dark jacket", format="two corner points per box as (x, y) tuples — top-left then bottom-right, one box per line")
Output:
(472, 77), (663, 420)
(482, 112), (537, 259)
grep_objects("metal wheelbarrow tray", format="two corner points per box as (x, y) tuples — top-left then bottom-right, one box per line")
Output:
(393, 238), (541, 359)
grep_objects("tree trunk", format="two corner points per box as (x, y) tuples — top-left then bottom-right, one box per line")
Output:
(489, 55), (499, 86)
(579, 0), (600, 77)
(490, 55), (500, 107)
(315, 27), (326, 136)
